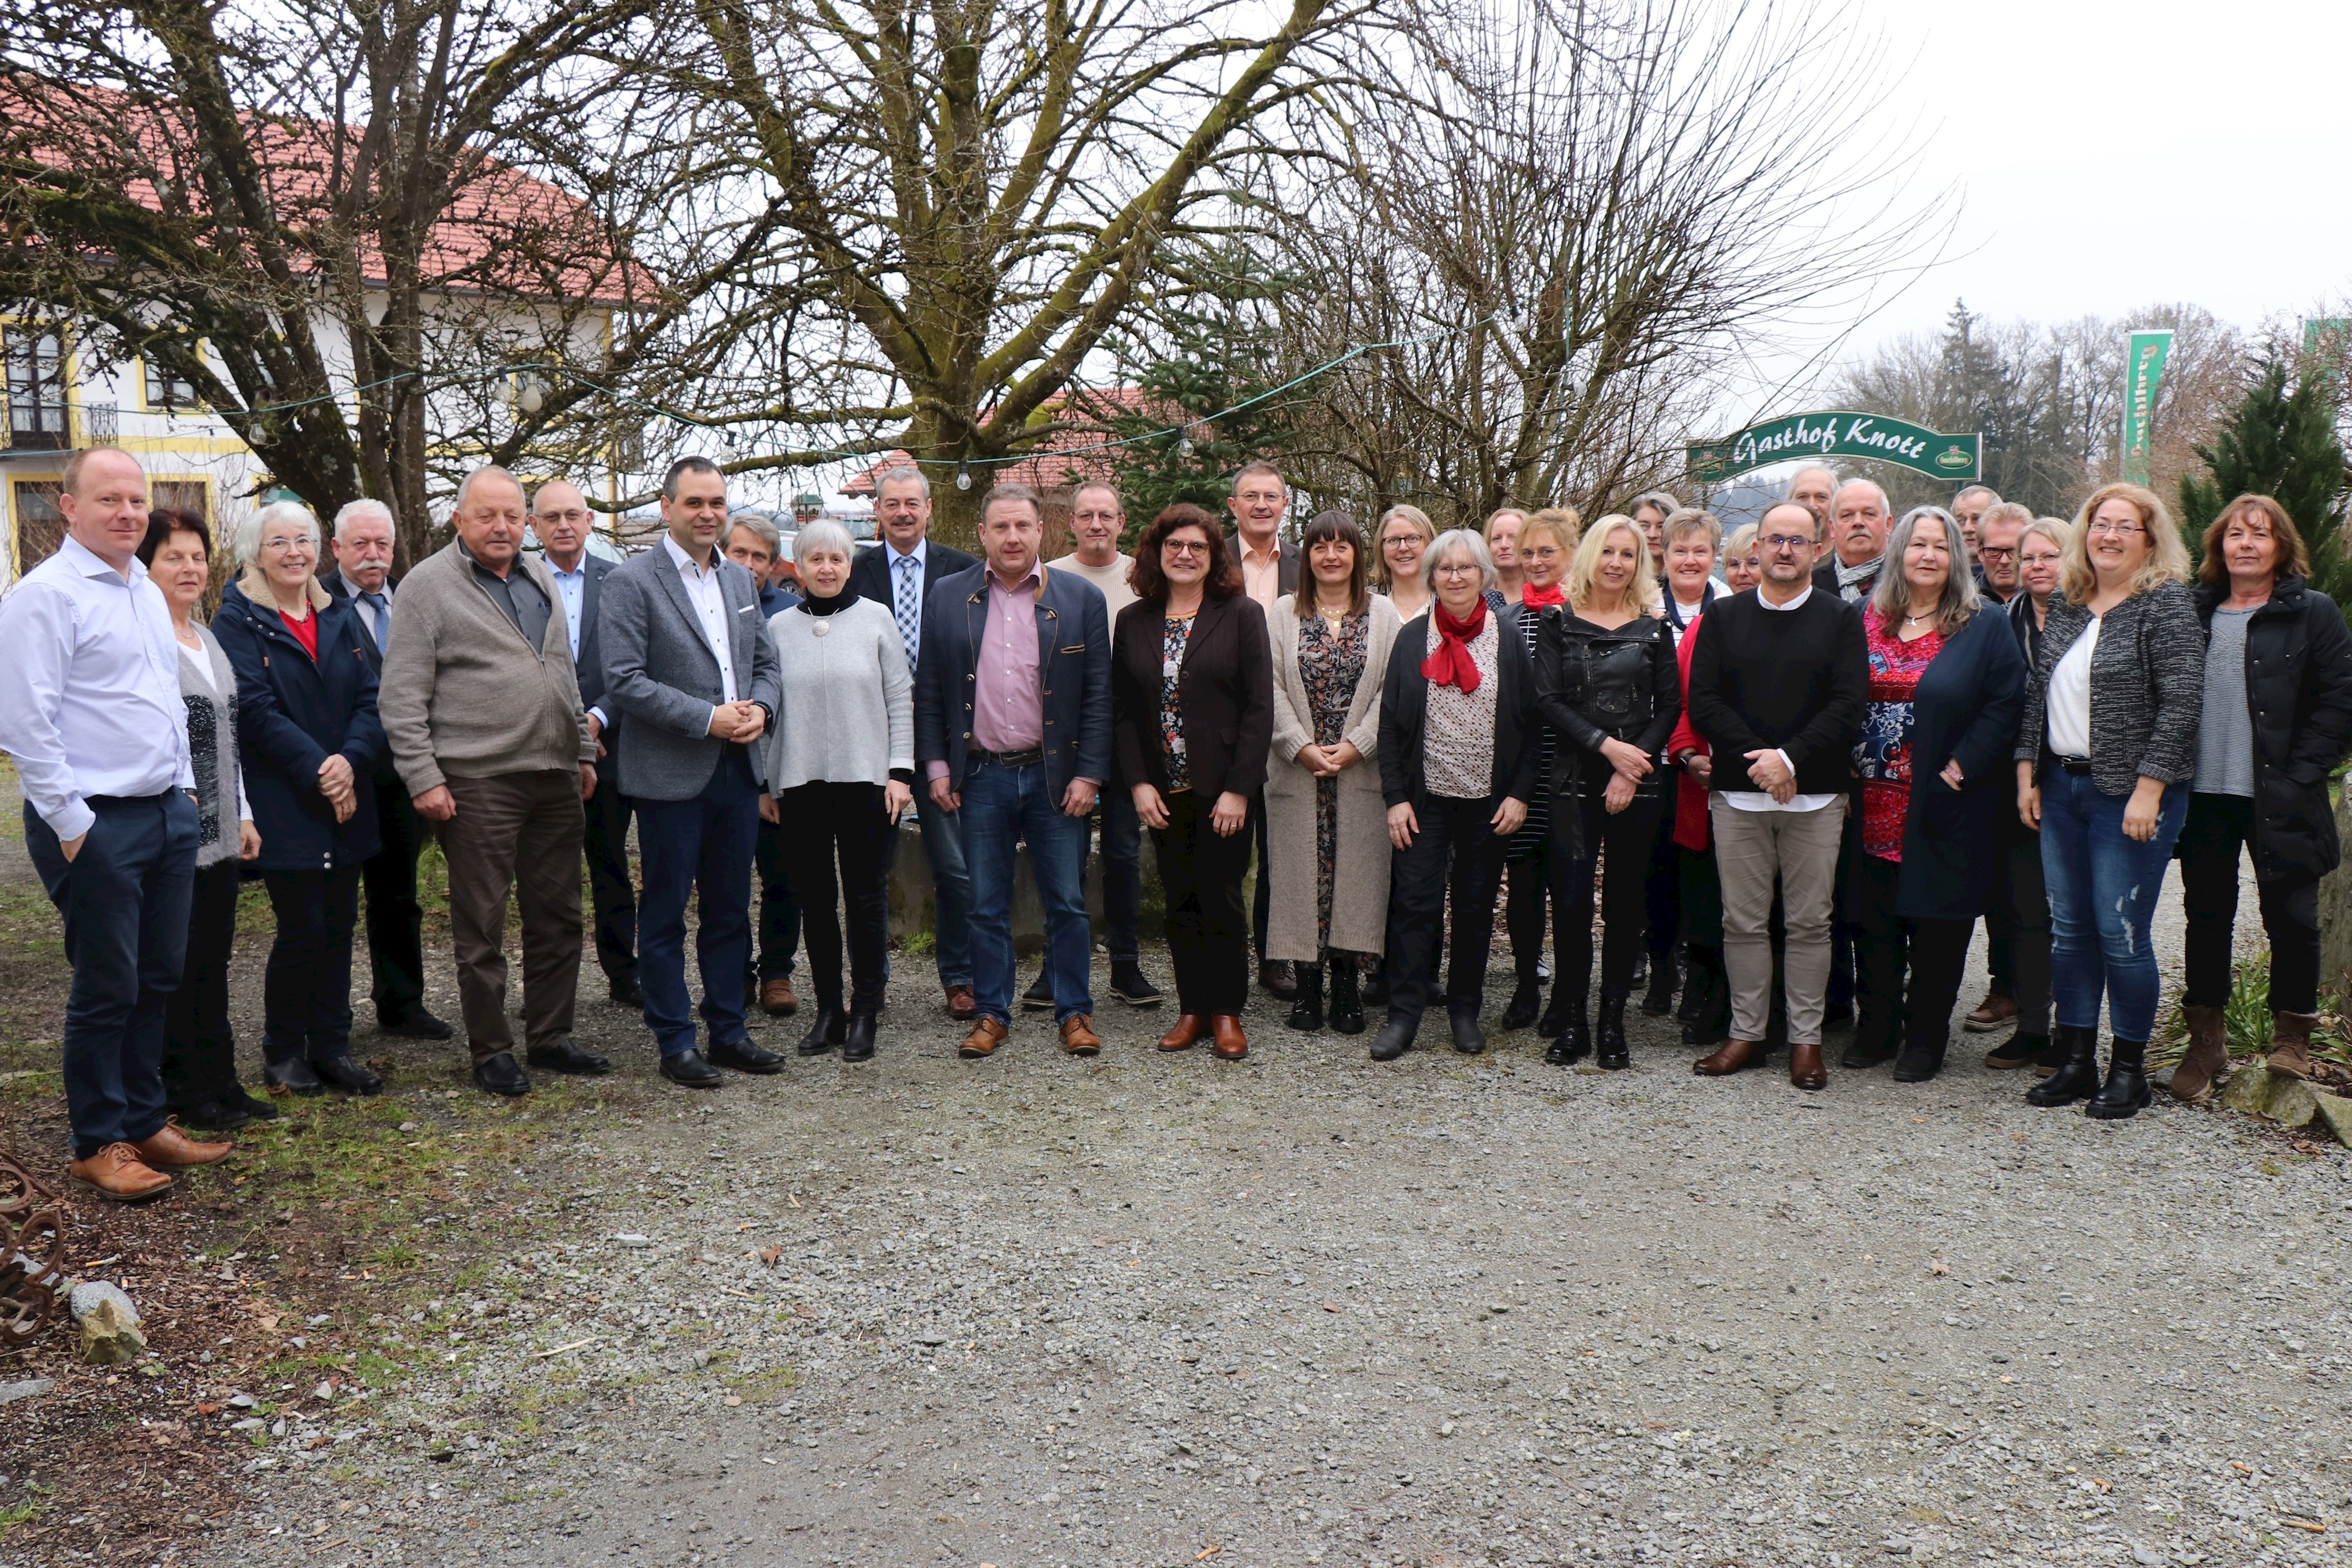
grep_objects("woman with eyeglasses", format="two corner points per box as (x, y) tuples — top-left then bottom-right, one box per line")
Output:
(1979, 518), (2071, 1074)
(1720, 524), (1762, 593)
(1374, 505), (1438, 622)
(2169, 495), (2352, 1099)
(211, 501), (387, 1099)
(2014, 484), (2204, 1118)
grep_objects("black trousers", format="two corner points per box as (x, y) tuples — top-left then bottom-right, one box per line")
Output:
(1155, 790), (1254, 1016)
(583, 754), (639, 989)
(163, 859), (244, 1106)
(1643, 787), (1681, 962)
(777, 782), (891, 1014)
(752, 815), (803, 983)
(262, 865), (362, 1064)
(1551, 788), (1662, 1001)
(1503, 845), (1553, 984)
(1850, 851), (1971, 1059)
(2180, 792), (2320, 1015)
(1386, 793), (1510, 1021)
(1982, 803), (2020, 1000)
(361, 779), (427, 1019)
(2006, 819), (2053, 1037)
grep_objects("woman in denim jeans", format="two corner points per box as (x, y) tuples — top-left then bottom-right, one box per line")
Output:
(2013, 483), (2204, 1119)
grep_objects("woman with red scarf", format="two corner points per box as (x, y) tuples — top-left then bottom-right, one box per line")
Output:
(1370, 530), (1539, 1061)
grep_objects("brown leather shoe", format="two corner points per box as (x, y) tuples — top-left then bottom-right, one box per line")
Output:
(1210, 1015), (1248, 1060)
(1693, 1038), (1763, 1077)
(760, 977), (799, 1017)
(1158, 1014), (1205, 1051)
(1963, 992), (2018, 1033)
(2171, 1003), (2229, 1099)
(945, 984), (978, 1021)
(131, 1118), (233, 1169)
(68, 1143), (174, 1203)
(958, 1016), (1009, 1058)
(1060, 1014), (1102, 1055)
(1788, 1041), (1828, 1091)
(2267, 1011), (2318, 1081)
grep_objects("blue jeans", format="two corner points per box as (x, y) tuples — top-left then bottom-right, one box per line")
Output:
(1098, 789), (1143, 963)
(907, 798), (973, 989)
(636, 745), (759, 1057)
(25, 792), (197, 1158)
(2038, 768), (2188, 1042)
(960, 762), (1092, 1025)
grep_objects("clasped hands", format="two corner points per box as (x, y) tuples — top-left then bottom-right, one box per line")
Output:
(708, 700), (766, 744)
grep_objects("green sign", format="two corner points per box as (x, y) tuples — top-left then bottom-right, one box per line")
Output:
(1685, 411), (1980, 484)
(2121, 328), (2173, 486)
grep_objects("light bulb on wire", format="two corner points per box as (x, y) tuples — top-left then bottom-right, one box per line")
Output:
(955, 459), (972, 491)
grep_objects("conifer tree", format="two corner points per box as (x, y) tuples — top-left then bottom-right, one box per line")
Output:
(2177, 356), (2352, 601)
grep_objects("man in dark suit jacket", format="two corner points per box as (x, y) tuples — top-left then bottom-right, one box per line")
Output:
(914, 483), (1112, 1059)
(598, 458), (786, 1089)
(527, 480), (641, 1007)
(850, 464), (982, 1018)
(323, 499), (450, 1042)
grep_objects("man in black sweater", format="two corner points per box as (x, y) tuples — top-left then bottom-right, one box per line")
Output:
(1685, 502), (1867, 1089)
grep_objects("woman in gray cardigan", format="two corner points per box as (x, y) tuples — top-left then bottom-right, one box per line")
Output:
(760, 520), (915, 1063)
(138, 508), (272, 1130)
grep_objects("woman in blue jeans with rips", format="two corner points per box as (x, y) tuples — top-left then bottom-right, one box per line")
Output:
(2013, 482), (2204, 1120)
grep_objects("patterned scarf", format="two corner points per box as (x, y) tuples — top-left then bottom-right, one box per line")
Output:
(1835, 554), (1883, 602)
(1423, 595), (1489, 692)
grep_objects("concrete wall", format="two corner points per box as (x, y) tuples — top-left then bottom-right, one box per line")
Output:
(887, 818), (1160, 955)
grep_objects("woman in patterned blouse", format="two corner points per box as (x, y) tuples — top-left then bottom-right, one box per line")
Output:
(1848, 506), (2025, 1083)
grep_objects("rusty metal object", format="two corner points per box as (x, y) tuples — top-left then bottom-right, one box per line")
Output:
(0, 1145), (65, 1345)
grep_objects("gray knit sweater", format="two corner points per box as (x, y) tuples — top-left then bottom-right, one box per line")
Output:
(759, 597), (914, 792)
(2014, 579), (2205, 795)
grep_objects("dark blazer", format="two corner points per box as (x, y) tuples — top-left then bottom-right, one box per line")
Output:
(1111, 592), (1274, 803)
(212, 581), (385, 872)
(1378, 605), (1541, 811)
(849, 536), (980, 664)
(914, 561), (1112, 797)
(598, 547), (786, 802)
(2014, 580), (2204, 795)
(562, 552), (623, 720)
(1870, 607), (2028, 922)
(2192, 575), (2352, 884)
(1231, 535), (1301, 595)
(321, 568), (401, 784)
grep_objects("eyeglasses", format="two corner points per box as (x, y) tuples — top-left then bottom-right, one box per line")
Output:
(2086, 520), (2145, 537)
(1432, 562), (1482, 578)
(260, 536), (314, 554)
(1761, 534), (1813, 553)
(1163, 540), (1209, 556)
(1976, 546), (2016, 562)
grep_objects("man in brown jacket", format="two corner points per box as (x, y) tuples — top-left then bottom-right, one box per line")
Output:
(377, 466), (609, 1095)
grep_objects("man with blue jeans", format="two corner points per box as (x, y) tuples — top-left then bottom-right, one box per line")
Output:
(915, 483), (1112, 1058)
(598, 457), (787, 1087)
(0, 446), (228, 1200)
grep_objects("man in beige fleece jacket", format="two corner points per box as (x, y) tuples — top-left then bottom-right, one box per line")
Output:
(377, 466), (608, 1097)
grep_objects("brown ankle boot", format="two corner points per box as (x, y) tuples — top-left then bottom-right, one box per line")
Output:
(2267, 1012), (2318, 1080)
(2171, 1004), (2229, 1100)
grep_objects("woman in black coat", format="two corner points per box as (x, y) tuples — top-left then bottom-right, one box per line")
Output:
(1371, 529), (1539, 1062)
(212, 502), (386, 1098)
(1113, 505), (1274, 1061)
(2171, 495), (2352, 1098)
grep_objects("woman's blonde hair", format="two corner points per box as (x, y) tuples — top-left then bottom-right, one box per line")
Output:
(1483, 506), (1530, 545)
(1530, 505), (1582, 549)
(1723, 522), (1759, 561)
(1517, 511), (1578, 564)
(1373, 504), (1436, 592)
(1869, 506), (1980, 636)
(2060, 482), (2192, 602)
(1565, 513), (1661, 614)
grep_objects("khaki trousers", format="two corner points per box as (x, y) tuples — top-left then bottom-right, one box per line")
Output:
(1711, 796), (1846, 1046)
(441, 770), (585, 1060)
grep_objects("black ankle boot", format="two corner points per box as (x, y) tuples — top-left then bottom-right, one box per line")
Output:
(1674, 946), (1705, 1024)
(841, 1013), (879, 1063)
(798, 1007), (848, 1056)
(1639, 954), (1678, 1016)
(2026, 1024), (2102, 1106)
(2084, 1036), (2150, 1120)
(1369, 1012), (1417, 1062)
(1287, 962), (1326, 1032)
(1328, 959), (1365, 1035)
(1537, 979), (1575, 1037)
(1597, 987), (1631, 1070)
(1545, 993), (1590, 1066)
(1890, 1031), (1947, 1083)
(1501, 976), (1542, 1031)
(264, 1051), (324, 1097)
(1448, 1007), (1487, 1055)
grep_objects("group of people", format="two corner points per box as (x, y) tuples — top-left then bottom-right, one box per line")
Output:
(2, 443), (2344, 1205)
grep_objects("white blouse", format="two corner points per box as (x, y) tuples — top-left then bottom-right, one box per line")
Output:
(2045, 615), (2099, 758)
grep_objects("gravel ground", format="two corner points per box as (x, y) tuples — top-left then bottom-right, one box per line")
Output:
(165, 881), (2352, 1568)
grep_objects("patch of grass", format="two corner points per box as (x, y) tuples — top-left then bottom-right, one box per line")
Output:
(2153, 948), (2352, 1072)
(0, 1497), (41, 1535)
(721, 1362), (801, 1403)
(898, 928), (935, 956)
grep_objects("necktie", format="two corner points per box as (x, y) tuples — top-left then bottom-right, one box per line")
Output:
(893, 555), (921, 672)
(360, 591), (389, 653)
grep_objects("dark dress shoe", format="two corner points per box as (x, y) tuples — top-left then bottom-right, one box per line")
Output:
(842, 1013), (879, 1063)
(377, 1008), (453, 1041)
(609, 978), (645, 1006)
(1788, 1041), (1829, 1090)
(473, 1052), (533, 1097)
(527, 1039), (613, 1075)
(172, 1098), (252, 1133)
(1109, 962), (1164, 1008)
(311, 1052), (384, 1095)
(1984, 1032), (2049, 1071)
(264, 1056), (326, 1097)
(1890, 1042), (1945, 1083)
(799, 1009), (848, 1056)
(710, 1038), (786, 1075)
(1259, 960), (1297, 1000)
(659, 1050), (725, 1088)
(227, 1084), (280, 1121)
(1692, 1038), (1763, 1077)
(945, 984), (978, 1020)
(1840, 1035), (1897, 1071)
(1447, 1008), (1486, 1055)
(1020, 972), (1056, 1012)
(1369, 1013), (1417, 1062)
(1500, 978), (1542, 1032)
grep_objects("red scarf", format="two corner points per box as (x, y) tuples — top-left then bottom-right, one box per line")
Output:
(1422, 595), (1488, 692)
(1521, 581), (1566, 610)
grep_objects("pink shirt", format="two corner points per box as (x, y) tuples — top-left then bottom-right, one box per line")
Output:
(1239, 537), (1283, 609)
(970, 567), (1045, 754)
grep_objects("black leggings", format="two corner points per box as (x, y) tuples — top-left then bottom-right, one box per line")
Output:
(1643, 787), (1680, 961)
(2180, 792), (2320, 1015)
(777, 781), (892, 1015)
(163, 859), (243, 1103)
(1155, 789), (1254, 1016)
(1850, 851), (1971, 1058)
(1550, 788), (1662, 1001)
(1504, 847), (1553, 984)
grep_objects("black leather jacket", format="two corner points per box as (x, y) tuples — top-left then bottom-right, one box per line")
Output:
(1534, 607), (1681, 801)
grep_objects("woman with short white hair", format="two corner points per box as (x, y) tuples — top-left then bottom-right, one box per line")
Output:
(760, 519), (914, 1064)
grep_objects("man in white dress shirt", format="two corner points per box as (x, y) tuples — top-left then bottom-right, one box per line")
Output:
(0, 447), (231, 1199)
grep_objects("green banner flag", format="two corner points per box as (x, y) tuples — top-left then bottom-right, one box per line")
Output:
(2121, 328), (2174, 485)
(1684, 411), (1980, 484)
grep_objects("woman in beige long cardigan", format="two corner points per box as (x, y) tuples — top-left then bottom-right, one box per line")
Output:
(1266, 511), (1402, 1035)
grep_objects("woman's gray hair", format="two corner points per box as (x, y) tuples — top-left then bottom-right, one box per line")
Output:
(1870, 505), (1980, 634)
(1425, 528), (1498, 594)
(237, 499), (320, 566)
(793, 517), (855, 565)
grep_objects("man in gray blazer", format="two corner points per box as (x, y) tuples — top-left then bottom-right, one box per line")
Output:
(598, 457), (787, 1087)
